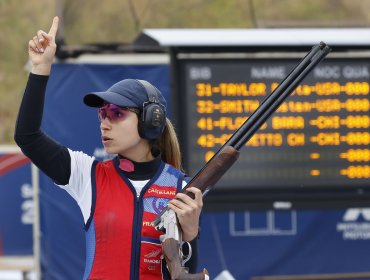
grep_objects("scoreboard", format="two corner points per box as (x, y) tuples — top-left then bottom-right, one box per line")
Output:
(174, 53), (370, 208)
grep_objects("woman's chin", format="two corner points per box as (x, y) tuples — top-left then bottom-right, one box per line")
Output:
(103, 146), (117, 155)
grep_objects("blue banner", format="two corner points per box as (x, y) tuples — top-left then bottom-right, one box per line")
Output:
(0, 149), (33, 256)
(199, 210), (370, 279)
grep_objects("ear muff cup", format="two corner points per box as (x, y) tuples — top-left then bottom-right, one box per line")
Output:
(136, 80), (166, 140)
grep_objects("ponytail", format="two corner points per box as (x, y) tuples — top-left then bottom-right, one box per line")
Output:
(154, 118), (183, 171)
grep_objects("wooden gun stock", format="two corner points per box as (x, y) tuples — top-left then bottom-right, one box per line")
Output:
(162, 238), (209, 280)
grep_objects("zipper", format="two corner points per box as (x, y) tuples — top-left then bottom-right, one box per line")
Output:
(127, 162), (166, 279)
(132, 196), (141, 280)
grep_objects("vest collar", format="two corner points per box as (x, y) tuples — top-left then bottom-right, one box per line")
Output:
(114, 153), (162, 180)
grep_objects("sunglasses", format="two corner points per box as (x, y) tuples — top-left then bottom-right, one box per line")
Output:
(98, 103), (140, 123)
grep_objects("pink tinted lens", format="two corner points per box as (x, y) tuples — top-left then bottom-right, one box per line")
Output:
(98, 104), (126, 122)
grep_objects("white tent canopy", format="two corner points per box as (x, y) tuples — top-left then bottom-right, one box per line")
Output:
(136, 28), (370, 48)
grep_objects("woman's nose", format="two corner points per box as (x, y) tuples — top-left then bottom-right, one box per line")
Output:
(100, 118), (112, 130)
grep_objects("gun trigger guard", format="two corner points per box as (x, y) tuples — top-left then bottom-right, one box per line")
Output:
(180, 241), (192, 266)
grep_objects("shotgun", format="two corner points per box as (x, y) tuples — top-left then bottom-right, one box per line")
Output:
(154, 42), (331, 280)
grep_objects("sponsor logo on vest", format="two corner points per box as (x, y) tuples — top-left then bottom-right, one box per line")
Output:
(143, 221), (152, 227)
(337, 208), (370, 240)
(144, 249), (162, 271)
(152, 197), (168, 214)
(144, 258), (161, 264)
(144, 249), (162, 258)
(148, 188), (176, 196)
(148, 265), (157, 271)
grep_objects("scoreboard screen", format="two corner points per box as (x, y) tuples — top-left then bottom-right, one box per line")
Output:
(175, 54), (370, 199)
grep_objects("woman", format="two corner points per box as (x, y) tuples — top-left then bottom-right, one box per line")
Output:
(14, 16), (203, 279)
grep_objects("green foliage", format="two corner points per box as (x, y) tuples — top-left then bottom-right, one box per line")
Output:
(255, 0), (368, 26)
(0, 0), (56, 143)
(1, 0), (370, 143)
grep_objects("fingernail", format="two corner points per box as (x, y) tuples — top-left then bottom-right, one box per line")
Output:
(39, 48), (44, 53)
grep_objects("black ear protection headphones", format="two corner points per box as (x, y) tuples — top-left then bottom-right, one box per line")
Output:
(136, 80), (166, 140)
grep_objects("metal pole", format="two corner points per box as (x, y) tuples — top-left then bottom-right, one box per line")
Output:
(31, 164), (40, 280)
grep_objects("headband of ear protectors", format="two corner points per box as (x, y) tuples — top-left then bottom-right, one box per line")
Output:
(136, 80), (166, 140)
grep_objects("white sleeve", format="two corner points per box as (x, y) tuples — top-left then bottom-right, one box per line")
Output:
(55, 148), (95, 224)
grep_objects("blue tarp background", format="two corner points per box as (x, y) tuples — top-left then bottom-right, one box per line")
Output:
(35, 62), (370, 279)
(0, 153), (33, 256)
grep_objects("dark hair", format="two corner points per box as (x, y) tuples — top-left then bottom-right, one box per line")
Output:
(152, 118), (183, 171)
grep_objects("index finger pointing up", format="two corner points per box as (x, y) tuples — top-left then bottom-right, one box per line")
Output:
(48, 16), (59, 37)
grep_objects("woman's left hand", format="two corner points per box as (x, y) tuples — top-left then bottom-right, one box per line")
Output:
(168, 187), (203, 242)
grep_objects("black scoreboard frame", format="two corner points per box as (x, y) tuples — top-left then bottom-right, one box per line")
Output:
(169, 47), (370, 211)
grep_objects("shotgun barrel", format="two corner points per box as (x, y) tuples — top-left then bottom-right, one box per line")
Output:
(153, 42), (331, 228)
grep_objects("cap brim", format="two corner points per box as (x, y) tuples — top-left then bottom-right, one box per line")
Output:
(83, 91), (138, 108)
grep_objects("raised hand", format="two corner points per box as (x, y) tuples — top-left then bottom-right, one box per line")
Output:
(28, 16), (59, 75)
